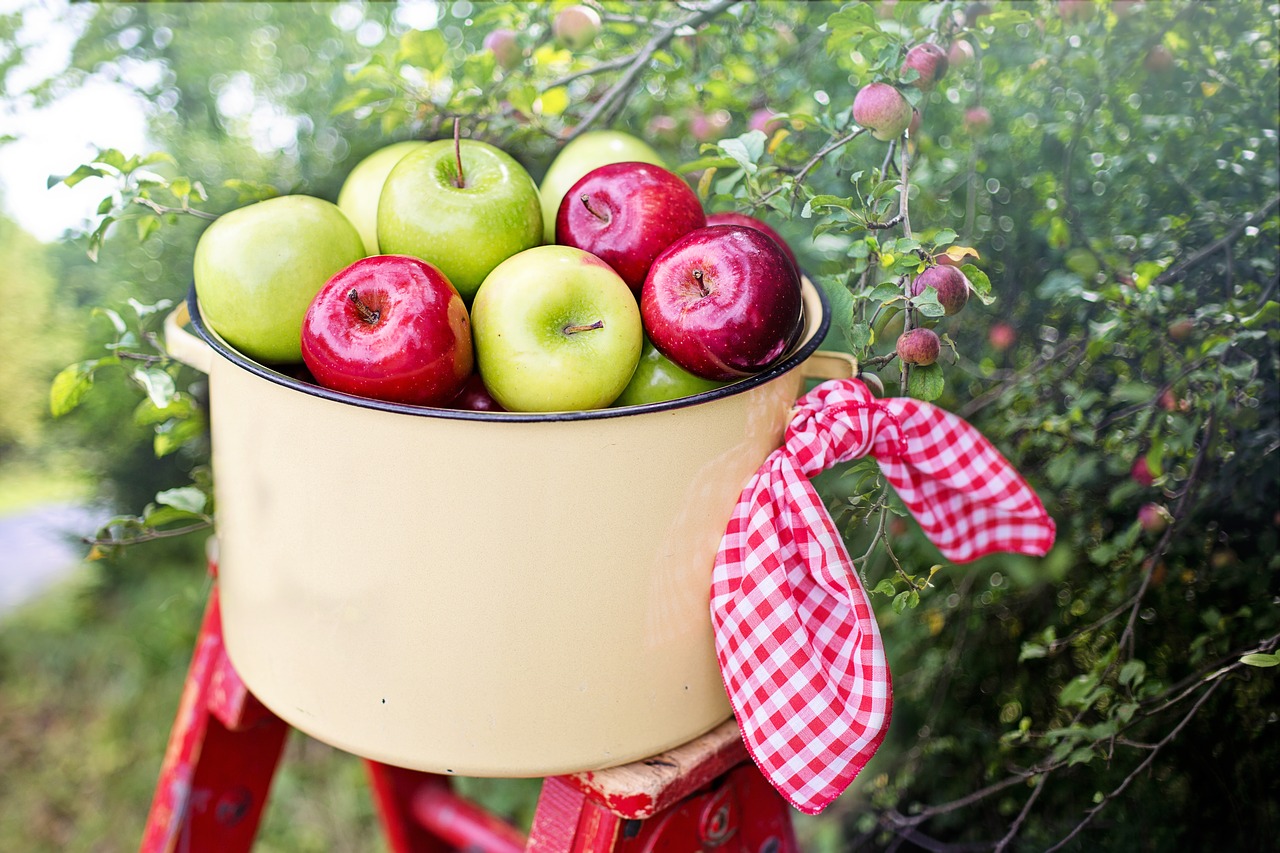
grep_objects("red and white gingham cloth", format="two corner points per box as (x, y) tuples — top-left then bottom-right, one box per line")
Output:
(711, 378), (1056, 814)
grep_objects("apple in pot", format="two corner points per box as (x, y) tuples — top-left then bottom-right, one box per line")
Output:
(337, 140), (428, 255)
(641, 225), (803, 382)
(556, 161), (706, 294)
(193, 194), (366, 365)
(612, 338), (728, 407)
(704, 211), (799, 272)
(301, 255), (473, 407)
(471, 245), (643, 412)
(378, 136), (542, 303)
(538, 130), (666, 244)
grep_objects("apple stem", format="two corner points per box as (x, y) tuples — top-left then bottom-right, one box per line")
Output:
(348, 289), (380, 325)
(563, 320), (605, 335)
(692, 268), (710, 297)
(453, 118), (466, 189)
(580, 193), (608, 222)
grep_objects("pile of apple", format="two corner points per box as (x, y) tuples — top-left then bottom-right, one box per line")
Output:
(192, 128), (804, 413)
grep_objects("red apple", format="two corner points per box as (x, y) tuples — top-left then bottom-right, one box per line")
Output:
(689, 108), (731, 142)
(1131, 457), (1154, 486)
(483, 29), (521, 71)
(988, 322), (1016, 351)
(902, 43), (949, 90)
(964, 106), (993, 134)
(911, 264), (970, 315)
(301, 255), (473, 406)
(853, 82), (913, 141)
(647, 115), (680, 144)
(705, 211), (799, 271)
(908, 108), (922, 138)
(949, 39), (976, 69)
(1138, 503), (1167, 535)
(641, 225), (803, 381)
(1168, 317), (1193, 342)
(556, 161), (706, 293)
(1144, 44), (1174, 75)
(448, 373), (505, 412)
(750, 108), (783, 134)
(896, 327), (940, 366)
(552, 5), (601, 51)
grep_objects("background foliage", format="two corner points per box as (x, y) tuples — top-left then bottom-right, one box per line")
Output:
(1, 1), (1276, 850)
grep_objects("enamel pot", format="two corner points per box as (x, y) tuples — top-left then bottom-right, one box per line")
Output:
(164, 276), (854, 777)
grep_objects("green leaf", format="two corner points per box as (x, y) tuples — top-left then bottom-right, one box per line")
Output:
(154, 417), (206, 458)
(960, 264), (995, 305)
(872, 579), (897, 597)
(1059, 674), (1099, 708)
(1020, 643), (1048, 661)
(913, 290), (946, 318)
(867, 282), (902, 303)
(142, 505), (209, 529)
(136, 214), (161, 242)
(54, 163), (107, 189)
(396, 28), (448, 68)
(907, 363), (945, 402)
(50, 361), (98, 418)
(155, 486), (207, 515)
(720, 133), (766, 175)
(133, 367), (176, 409)
(1240, 652), (1280, 668)
(1118, 660), (1146, 687)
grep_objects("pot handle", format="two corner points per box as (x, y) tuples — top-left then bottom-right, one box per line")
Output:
(799, 350), (859, 381)
(164, 301), (214, 375)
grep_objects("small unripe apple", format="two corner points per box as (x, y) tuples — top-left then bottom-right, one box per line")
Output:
(750, 108), (783, 134)
(1131, 457), (1154, 487)
(553, 5), (602, 51)
(1144, 44), (1174, 74)
(912, 265), (970, 316)
(1058, 0), (1093, 23)
(988, 321), (1016, 351)
(647, 115), (680, 144)
(859, 372), (885, 396)
(483, 29), (521, 71)
(1138, 503), (1167, 535)
(949, 39), (976, 69)
(1168, 317), (1193, 342)
(689, 108), (731, 142)
(963, 106), (992, 135)
(902, 43), (949, 90)
(853, 82), (913, 142)
(896, 327), (941, 366)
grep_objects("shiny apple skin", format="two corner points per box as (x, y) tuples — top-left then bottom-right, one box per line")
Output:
(704, 211), (799, 271)
(640, 225), (803, 381)
(556, 162), (706, 294)
(301, 255), (473, 406)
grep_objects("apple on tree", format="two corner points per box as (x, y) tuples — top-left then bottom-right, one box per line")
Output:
(300, 255), (473, 407)
(471, 245), (643, 412)
(896, 327), (941, 366)
(911, 264), (970, 315)
(552, 5), (601, 51)
(193, 194), (366, 364)
(901, 43), (948, 90)
(537, 129), (666, 244)
(641, 224), (803, 382)
(612, 338), (727, 408)
(337, 140), (428, 255)
(853, 82), (913, 141)
(378, 133), (542, 303)
(556, 161), (706, 294)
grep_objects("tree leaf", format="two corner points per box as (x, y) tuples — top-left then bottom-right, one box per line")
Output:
(1240, 652), (1280, 668)
(50, 361), (98, 418)
(155, 486), (207, 515)
(907, 362), (945, 402)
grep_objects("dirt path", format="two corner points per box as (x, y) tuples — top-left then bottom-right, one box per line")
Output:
(0, 504), (106, 614)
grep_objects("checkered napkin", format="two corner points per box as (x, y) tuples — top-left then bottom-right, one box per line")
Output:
(710, 378), (1056, 814)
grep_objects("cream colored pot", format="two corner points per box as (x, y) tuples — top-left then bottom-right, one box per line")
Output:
(165, 277), (854, 777)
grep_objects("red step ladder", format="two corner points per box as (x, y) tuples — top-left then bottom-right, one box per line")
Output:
(140, 578), (799, 852)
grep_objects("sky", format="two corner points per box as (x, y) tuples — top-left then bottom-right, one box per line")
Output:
(0, 0), (152, 242)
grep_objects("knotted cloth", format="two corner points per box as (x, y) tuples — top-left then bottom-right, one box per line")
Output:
(711, 378), (1056, 814)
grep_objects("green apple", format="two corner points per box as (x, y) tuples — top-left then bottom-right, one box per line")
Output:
(612, 338), (727, 407)
(538, 130), (666, 244)
(193, 195), (365, 364)
(471, 246), (642, 412)
(336, 140), (428, 254)
(378, 138), (542, 303)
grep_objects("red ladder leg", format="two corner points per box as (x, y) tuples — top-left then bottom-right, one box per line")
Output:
(139, 587), (289, 853)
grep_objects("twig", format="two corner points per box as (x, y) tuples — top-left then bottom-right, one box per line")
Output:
(564, 0), (742, 141)
(133, 196), (219, 222)
(541, 53), (636, 91)
(1153, 194), (1280, 287)
(85, 521), (213, 548)
(1044, 677), (1227, 852)
(754, 126), (866, 209)
(994, 770), (1049, 853)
